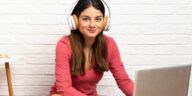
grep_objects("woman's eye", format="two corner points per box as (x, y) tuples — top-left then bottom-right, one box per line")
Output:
(82, 18), (89, 21)
(96, 18), (102, 22)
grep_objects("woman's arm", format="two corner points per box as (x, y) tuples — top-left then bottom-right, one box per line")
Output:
(51, 94), (61, 96)
(108, 37), (134, 96)
(54, 38), (88, 96)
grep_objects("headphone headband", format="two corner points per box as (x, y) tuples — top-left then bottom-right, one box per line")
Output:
(67, 0), (111, 31)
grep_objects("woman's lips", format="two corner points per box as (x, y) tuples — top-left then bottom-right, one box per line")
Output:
(87, 29), (96, 33)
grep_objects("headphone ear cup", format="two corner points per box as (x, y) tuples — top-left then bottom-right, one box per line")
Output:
(103, 16), (110, 31)
(68, 14), (79, 30)
(72, 14), (79, 30)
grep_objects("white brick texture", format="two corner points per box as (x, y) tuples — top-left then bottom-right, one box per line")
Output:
(0, 0), (192, 96)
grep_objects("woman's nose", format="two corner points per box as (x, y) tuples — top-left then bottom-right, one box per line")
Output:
(89, 20), (96, 27)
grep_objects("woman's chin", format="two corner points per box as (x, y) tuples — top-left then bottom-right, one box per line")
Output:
(83, 34), (98, 39)
(85, 32), (99, 38)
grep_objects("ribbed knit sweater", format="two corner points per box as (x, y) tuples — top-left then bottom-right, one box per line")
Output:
(50, 35), (133, 96)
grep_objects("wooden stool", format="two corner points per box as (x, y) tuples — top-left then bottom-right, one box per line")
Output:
(0, 54), (14, 96)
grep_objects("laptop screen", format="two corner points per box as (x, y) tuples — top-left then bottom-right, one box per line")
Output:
(133, 64), (191, 96)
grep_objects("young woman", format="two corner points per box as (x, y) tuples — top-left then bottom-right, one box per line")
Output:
(50, 0), (133, 96)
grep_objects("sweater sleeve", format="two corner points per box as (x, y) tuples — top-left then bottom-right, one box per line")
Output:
(108, 38), (134, 96)
(55, 38), (88, 96)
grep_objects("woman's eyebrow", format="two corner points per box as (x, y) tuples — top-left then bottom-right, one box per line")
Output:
(96, 16), (103, 18)
(80, 15), (89, 18)
(96, 15), (103, 17)
(80, 15), (103, 18)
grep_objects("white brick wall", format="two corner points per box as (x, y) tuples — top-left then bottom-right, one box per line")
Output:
(0, 0), (192, 96)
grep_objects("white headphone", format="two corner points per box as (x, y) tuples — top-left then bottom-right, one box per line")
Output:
(67, 0), (111, 31)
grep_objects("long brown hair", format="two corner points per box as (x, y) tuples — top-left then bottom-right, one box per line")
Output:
(69, 0), (109, 75)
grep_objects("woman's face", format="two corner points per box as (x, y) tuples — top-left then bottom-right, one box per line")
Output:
(78, 6), (104, 39)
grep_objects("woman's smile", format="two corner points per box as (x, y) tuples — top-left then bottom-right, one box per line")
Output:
(87, 28), (96, 33)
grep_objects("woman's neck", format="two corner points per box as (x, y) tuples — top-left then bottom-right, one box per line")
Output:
(84, 37), (95, 49)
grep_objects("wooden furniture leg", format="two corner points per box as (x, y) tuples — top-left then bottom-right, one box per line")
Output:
(5, 62), (14, 96)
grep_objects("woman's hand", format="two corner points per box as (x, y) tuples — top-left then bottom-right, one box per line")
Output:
(51, 94), (61, 96)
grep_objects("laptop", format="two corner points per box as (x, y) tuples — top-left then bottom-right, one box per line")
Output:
(133, 64), (191, 96)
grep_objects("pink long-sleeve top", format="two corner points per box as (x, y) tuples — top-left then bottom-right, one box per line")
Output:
(50, 35), (133, 96)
